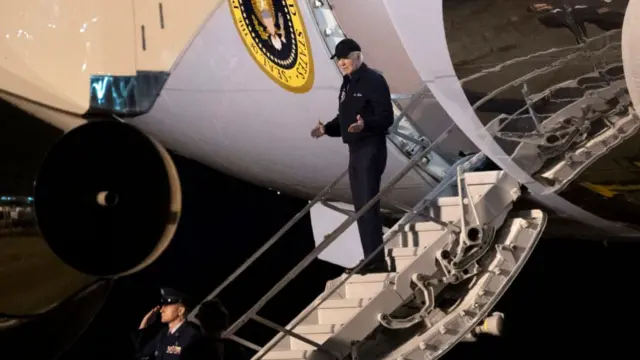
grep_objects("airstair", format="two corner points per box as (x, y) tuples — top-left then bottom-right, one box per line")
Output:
(189, 121), (547, 359)
(187, 4), (546, 356)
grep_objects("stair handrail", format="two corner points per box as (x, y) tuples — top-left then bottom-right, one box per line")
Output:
(249, 151), (487, 359)
(189, 87), (443, 320)
(188, 166), (349, 318)
(388, 86), (435, 151)
(214, 122), (458, 339)
(387, 86), (454, 182)
(189, 122), (458, 325)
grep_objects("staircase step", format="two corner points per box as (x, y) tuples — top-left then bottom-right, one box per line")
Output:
(272, 299), (370, 351)
(252, 171), (527, 360)
(387, 247), (419, 257)
(270, 324), (338, 352)
(382, 211), (547, 360)
(344, 273), (393, 300)
(296, 298), (370, 326)
(324, 272), (396, 300)
(271, 324), (339, 351)
(387, 223), (447, 248)
(402, 221), (446, 232)
(262, 349), (310, 360)
(387, 247), (419, 272)
(261, 349), (335, 360)
(317, 298), (369, 325)
(289, 324), (338, 350)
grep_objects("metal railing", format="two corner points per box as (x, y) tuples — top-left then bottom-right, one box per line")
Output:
(388, 88), (453, 182)
(186, 0), (473, 352)
(187, 88), (448, 321)
(388, 92), (433, 152)
(188, 122), (485, 354)
(250, 151), (487, 359)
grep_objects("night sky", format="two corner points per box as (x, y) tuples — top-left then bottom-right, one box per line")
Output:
(3, 101), (640, 359)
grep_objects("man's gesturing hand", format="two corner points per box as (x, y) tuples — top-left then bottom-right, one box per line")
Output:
(311, 120), (326, 139)
(348, 115), (364, 133)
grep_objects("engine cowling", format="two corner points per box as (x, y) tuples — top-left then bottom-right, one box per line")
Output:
(34, 121), (181, 277)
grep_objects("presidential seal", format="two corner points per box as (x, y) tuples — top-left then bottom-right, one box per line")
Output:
(229, 0), (315, 93)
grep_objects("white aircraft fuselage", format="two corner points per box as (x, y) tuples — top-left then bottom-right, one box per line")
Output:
(2, 0), (640, 238)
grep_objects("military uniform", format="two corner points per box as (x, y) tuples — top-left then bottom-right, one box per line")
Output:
(323, 38), (394, 274)
(132, 288), (202, 360)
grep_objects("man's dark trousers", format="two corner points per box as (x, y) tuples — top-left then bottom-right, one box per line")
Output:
(348, 138), (388, 265)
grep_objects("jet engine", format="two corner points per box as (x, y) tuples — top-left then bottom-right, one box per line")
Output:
(33, 120), (182, 277)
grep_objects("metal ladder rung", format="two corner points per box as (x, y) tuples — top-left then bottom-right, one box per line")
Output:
(320, 200), (355, 217)
(221, 125), (457, 339)
(190, 123), (467, 358)
(390, 87), (434, 150)
(228, 334), (262, 352)
(382, 196), (412, 213)
(249, 153), (488, 359)
(188, 169), (348, 318)
(252, 315), (337, 358)
(383, 196), (457, 231)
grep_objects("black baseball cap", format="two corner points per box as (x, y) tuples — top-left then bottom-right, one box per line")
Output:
(330, 38), (362, 60)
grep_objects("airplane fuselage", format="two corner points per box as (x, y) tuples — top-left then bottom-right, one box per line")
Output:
(1, 0), (640, 238)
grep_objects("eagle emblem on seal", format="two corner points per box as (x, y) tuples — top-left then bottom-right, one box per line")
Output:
(250, 0), (287, 50)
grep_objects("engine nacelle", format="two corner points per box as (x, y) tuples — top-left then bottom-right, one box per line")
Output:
(34, 121), (182, 277)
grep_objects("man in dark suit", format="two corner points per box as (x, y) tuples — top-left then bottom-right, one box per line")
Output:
(310, 38), (394, 275)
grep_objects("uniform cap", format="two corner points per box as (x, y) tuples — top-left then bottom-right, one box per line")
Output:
(160, 287), (189, 306)
(330, 38), (362, 60)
